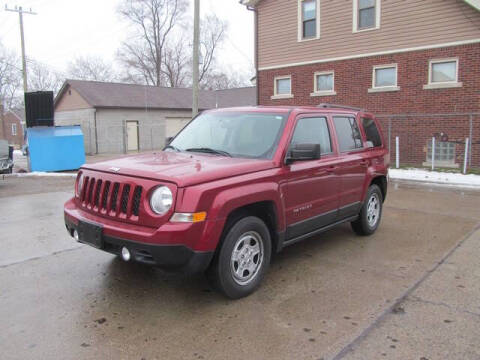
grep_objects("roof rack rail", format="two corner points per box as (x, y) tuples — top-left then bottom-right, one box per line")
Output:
(317, 103), (363, 111)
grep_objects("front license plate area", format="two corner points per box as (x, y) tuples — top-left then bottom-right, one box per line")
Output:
(78, 221), (103, 249)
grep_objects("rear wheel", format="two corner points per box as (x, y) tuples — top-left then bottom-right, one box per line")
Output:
(207, 216), (271, 299)
(351, 184), (383, 236)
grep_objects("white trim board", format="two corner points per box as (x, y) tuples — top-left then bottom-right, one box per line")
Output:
(258, 39), (480, 71)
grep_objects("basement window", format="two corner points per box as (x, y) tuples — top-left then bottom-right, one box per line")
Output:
(368, 64), (400, 92)
(311, 71), (336, 96)
(425, 141), (457, 167)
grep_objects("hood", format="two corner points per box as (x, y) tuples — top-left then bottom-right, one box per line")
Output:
(83, 151), (276, 187)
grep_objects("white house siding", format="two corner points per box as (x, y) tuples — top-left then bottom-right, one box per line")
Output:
(54, 108), (96, 154)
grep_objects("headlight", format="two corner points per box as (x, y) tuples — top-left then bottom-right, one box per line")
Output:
(150, 186), (173, 215)
(76, 173), (84, 197)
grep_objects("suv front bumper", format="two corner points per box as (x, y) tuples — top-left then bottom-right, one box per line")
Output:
(64, 199), (215, 274)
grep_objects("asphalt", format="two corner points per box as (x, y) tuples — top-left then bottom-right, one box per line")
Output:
(0, 177), (479, 360)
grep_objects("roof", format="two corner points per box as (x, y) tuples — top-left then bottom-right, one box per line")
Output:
(4, 109), (25, 122)
(55, 80), (256, 111)
(214, 87), (257, 108)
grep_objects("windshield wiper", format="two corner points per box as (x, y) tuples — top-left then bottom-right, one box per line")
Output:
(185, 147), (232, 157)
(163, 144), (181, 152)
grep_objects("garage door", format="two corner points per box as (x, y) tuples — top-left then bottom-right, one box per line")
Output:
(166, 118), (191, 138)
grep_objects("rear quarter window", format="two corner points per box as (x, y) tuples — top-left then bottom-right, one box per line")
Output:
(362, 118), (382, 147)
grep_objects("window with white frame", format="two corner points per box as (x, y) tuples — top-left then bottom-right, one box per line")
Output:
(353, 0), (380, 32)
(426, 141), (456, 166)
(372, 64), (397, 88)
(273, 76), (292, 99)
(311, 71), (335, 96)
(298, 0), (320, 40)
(429, 59), (458, 84)
(11, 123), (17, 136)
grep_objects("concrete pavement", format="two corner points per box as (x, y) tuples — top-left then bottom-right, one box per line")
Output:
(0, 177), (479, 360)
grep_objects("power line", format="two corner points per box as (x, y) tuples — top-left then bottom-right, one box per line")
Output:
(4, 4), (37, 95)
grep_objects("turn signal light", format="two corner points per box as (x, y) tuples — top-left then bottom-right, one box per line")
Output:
(170, 212), (207, 223)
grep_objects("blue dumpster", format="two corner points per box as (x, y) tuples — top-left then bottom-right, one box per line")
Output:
(27, 126), (86, 172)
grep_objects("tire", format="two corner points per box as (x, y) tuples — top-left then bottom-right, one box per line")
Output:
(351, 184), (383, 236)
(207, 216), (272, 299)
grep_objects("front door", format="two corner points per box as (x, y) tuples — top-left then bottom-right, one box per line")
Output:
(331, 115), (368, 219)
(126, 121), (139, 151)
(284, 115), (340, 240)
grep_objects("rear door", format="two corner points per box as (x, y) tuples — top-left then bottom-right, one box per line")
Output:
(284, 114), (341, 240)
(331, 115), (368, 219)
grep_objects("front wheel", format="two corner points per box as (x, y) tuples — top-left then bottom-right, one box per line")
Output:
(351, 184), (383, 236)
(207, 216), (271, 299)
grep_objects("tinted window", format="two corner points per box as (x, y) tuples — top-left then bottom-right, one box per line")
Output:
(362, 118), (382, 147)
(333, 116), (363, 152)
(291, 117), (332, 154)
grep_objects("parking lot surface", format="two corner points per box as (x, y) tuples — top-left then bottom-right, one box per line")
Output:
(1, 177), (479, 360)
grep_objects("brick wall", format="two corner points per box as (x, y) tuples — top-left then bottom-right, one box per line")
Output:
(258, 43), (480, 168)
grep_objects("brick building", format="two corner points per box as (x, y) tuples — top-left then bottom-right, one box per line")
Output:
(242, 0), (480, 168)
(0, 109), (25, 148)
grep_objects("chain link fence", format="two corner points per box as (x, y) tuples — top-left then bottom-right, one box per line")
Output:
(377, 113), (480, 172)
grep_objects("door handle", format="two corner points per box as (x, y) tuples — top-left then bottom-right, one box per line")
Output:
(325, 166), (337, 173)
(359, 160), (369, 167)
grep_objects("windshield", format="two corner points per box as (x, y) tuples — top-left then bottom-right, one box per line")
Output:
(168, 111), (288, 159)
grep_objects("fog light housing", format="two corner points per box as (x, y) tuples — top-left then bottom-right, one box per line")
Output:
(170, 212), (207, 223)
(121, 247), (131, 261)
(73, 229), (79, 241)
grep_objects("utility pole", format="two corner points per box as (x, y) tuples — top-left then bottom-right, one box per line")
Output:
(192, 0), (200, 118)
(5, 5), (37, 94)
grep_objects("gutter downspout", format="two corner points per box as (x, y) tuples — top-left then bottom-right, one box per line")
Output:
(247, 5), (259, 105)
(94, 109), (98, 154)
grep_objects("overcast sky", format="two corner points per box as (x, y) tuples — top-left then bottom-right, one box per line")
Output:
(0, 0), (254, 79)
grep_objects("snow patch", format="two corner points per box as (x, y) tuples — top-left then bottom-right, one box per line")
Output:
(389, 169), (480, 188)
(10, 171), (77, 178)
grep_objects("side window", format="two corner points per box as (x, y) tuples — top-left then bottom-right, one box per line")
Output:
(333, 116), (363, 152)
(291, 117), (332, 155)
(362, 118), (382, 147)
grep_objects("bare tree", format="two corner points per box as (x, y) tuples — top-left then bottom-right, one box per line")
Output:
(27, 59), (64, 94)
(200, 70), (250, 91)
(198, 15), (227, 85)
(117, 0), (188, 86)
(162, 37), (189, 87)
(67, 55), (118, 82)
(0, 42), (22, 109)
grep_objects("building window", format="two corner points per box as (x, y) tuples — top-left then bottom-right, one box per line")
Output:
(353, 0), (380, 32)
(272, 76), (293, 100)
(311, 71), (336, 96)
(424, 58), (462, 90)
(333, 116), (363, 152)
(298, 0), (320, 41)
(426, 141), (456, 167)
(369, 64), (400, 92)
(11, 123), (17, 136)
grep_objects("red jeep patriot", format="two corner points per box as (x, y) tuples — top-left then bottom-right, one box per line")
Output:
(64, 104), (389, 299)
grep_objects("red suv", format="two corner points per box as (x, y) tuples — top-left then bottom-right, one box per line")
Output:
(64, 104), (389, 298)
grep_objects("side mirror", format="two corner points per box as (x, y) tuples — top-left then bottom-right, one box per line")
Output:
(165, 136), (174, 145)
(286, 143), (321, 164)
